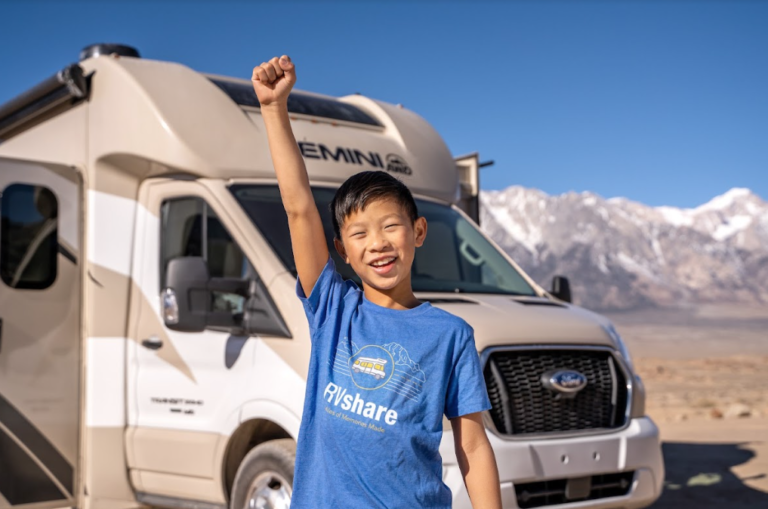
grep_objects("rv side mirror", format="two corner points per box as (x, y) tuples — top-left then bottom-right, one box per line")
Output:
(163, 257), (291, 338)
(163, 258), (250, 333)
(163, 257), (210, 332)
(550, 275), (572, 303)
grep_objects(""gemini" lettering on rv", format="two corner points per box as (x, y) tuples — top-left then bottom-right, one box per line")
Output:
(298, 142), (413, 175)
(298, 142), (384, 169)
(323, 382), (398, 425)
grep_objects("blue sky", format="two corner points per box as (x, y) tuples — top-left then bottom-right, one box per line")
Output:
(1, 0), (766, 208)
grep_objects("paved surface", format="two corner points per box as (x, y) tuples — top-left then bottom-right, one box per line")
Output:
(648, 417), (768, 508)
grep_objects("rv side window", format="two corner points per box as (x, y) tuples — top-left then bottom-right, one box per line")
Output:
(160, 198), (250, 313)
(0, 183), (58, 289)
(160, 197), (249, 283)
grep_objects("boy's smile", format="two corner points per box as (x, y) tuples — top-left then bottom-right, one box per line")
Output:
(369, 255), (397, 275)
(334, 198), (427, 309)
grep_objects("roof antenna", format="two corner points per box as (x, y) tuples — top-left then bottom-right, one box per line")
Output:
(79, 43), (140, 61)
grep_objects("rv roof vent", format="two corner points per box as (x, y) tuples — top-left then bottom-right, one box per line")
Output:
(80, 43), (140, 61)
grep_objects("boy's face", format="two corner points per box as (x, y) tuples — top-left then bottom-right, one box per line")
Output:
(334, 198), (427, 294)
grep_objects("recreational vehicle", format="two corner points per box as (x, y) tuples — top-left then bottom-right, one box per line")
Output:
(0, 44), (664, 509)
(352, 358), (388, 380)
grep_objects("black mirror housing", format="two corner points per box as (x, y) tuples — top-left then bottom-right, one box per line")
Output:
(163, 257), (291, 338)
(164, 257), (210, 332)
(550, 275), (572, 303)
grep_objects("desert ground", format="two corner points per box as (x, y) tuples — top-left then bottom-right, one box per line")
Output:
(605, 303), (768, 508)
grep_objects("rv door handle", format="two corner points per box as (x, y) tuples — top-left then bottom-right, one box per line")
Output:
(141, 336), (163, 350)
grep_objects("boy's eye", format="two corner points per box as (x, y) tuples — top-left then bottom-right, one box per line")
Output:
(384, 224), (400, 230)
(351, 231), (365, 237)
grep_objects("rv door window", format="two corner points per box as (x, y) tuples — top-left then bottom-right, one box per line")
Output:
(0, 183), (58, 289)
(160, 197), (250, 314)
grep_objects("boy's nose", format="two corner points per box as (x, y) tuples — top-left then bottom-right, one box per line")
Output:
(368, 233), (391, 251)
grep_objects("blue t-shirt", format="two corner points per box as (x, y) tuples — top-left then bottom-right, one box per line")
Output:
(291, 258), (491, 508)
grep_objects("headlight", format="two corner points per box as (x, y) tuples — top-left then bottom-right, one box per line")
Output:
(603, 323), (634, 370)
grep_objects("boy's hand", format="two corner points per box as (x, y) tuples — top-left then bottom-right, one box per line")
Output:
(252, 55), (296, 108)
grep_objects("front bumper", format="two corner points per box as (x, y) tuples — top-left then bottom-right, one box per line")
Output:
(442, 417), (664, 509)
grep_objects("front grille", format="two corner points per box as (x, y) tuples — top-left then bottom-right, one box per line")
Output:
(515, 471), (635, 508)
(483, 348), (628, 436)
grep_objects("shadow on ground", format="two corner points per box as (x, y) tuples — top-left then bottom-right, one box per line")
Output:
(649, 442), (768, 508)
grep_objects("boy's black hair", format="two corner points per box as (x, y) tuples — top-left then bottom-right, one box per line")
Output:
(330, 171), (418, 239)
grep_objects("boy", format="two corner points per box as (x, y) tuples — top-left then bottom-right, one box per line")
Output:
(252, 55), (502, 509)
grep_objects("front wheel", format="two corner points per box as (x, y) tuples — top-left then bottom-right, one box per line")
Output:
(230, 439), (295, 509)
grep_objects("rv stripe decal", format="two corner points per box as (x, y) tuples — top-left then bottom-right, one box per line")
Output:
(0, 426), (67, 505)
(0, 394), (73, 494)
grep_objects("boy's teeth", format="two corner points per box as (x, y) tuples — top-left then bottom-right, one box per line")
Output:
(372, 258), (394, 267)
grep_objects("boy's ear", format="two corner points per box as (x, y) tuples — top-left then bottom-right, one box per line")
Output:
(333, 237), (350, 264)
(413, 217), (427, 248)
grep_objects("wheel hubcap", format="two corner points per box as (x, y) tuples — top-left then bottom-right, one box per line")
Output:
(246, 471), (292, 509)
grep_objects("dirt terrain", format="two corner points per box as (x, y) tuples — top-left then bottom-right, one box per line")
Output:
(606, 304), (768, 508)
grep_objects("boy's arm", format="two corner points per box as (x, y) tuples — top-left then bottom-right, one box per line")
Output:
(252, 56), (329, 297)
(450, 412), (502, 509)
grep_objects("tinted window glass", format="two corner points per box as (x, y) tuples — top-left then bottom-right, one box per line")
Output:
(230, 185), (536, 296)
(0, 184), (58, 289)
(160, 198), (248, 283)
(160, 198), (250, 314)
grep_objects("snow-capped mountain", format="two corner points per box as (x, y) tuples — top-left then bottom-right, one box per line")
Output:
(480, 187), (768, 311)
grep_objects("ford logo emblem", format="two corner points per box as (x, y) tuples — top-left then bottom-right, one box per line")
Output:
(541, 369), (588, 395)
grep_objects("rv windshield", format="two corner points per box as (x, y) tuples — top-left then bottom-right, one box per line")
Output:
(230, 185), (536, 296)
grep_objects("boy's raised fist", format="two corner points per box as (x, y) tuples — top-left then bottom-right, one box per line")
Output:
(252, 55), (296, 108)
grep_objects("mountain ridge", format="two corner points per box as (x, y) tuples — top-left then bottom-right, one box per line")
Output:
(479, 186), (768, 311)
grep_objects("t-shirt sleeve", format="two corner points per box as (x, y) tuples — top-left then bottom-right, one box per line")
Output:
(295, 257), (350, 333)
(444, 331), (492, 419)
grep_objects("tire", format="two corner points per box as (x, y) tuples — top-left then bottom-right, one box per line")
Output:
(230, 439), (296, 509)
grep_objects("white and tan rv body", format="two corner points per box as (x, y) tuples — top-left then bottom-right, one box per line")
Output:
(0, 47), (663, 509)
